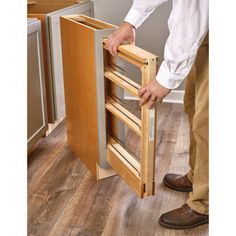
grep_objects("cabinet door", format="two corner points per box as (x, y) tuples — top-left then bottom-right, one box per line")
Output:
(48, 2), (93, 120)
(27, 20), (48, 150)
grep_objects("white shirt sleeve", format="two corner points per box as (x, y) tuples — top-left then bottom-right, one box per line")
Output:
(157, 0), (209, 89)
(124, 0), (169, 28)
(124, 0), (209, 90)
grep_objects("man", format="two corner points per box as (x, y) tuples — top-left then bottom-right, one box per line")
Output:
(105, 0), (209, 230)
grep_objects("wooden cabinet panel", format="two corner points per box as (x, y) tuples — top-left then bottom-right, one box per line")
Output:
(60, 15), (115, 176)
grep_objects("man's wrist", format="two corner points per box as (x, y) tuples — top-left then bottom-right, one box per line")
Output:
(122, 21), (136, 29)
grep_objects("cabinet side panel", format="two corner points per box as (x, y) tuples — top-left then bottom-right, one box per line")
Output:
(60, 17), (99, 175)
(27, 20), (48, 151)
(28, 31), (45, 139)
(28, 14), (56, 122)
(48, 8), (76, 121)
(48, 2), (93, 121)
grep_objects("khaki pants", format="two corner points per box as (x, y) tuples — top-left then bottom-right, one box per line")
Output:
(184, 33), (209, 215)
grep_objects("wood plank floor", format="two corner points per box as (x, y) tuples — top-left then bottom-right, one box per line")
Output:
(28, 102), (209, 236)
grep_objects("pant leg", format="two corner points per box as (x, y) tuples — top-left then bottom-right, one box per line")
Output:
(187, 34), (209, 215)
(184, 65), (196, 183)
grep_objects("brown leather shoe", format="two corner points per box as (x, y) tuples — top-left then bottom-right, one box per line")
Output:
(163, 173), (192, 192)
(158, 204), (208, 229)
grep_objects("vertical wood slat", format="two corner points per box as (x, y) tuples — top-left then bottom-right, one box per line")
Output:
(140, 59), (157, 196)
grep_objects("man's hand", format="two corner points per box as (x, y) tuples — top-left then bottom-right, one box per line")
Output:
(138, 80), (171, 109)
(105, 21), (135, 56)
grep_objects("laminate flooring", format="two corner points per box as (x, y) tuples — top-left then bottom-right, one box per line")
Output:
(28, 102), (209, 236)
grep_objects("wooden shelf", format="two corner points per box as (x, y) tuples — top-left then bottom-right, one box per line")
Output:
(107, 136), (140, 175)
(107, 136), (143, 197)
(105, 96), (141, 136)
(104, 66), (141, 97)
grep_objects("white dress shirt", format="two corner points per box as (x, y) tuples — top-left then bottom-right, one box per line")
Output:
(124, 0), (209, 89)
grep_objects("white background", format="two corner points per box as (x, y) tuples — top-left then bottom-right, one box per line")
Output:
(0, 0), (235, 235)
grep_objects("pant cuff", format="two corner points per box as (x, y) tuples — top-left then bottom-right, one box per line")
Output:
(187, 171), (193, 183)
(186, 199), (209, 215)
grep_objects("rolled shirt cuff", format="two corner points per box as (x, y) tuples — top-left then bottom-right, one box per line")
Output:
(124, 8), (145, 29)
(156, 62), (185, 90)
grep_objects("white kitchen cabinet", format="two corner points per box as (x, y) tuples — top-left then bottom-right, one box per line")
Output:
(49, 2), (93, 120)
(27, 18), (48, 151)
(28, 0), (94, 122)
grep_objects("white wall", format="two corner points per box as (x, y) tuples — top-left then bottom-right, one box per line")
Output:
(93, 0), (185, 94)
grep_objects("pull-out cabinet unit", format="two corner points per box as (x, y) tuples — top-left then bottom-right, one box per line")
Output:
(60, 15), (158, 198)
(104, 44), (158, 197)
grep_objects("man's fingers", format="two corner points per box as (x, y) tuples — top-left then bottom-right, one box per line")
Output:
(128, 36), (135, 45)
(150, 94), (156, 102)
(146, 95), (157, 109)
(138, 86), (147, 98)
(111, 42), (119, 56)
(147, 100), (155, 109)
(106, 38), (119, 56)
(139, 91), (151, 106)
(104, 40), (109, 50)
(106, 36), (115, 55)
(105, 35), (113, 49)
(108, 43), (115, 56)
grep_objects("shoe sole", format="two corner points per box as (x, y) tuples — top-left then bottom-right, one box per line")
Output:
(158, 217), (209, 230)
(163, 177), (192, 192)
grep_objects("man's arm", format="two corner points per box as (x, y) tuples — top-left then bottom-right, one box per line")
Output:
(106, 0), (168, 56)
(124, 0), (169, 29)
(156, 0), (209, 90)
(106, 0), (209, 109)
(139, 0), (209, 108)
